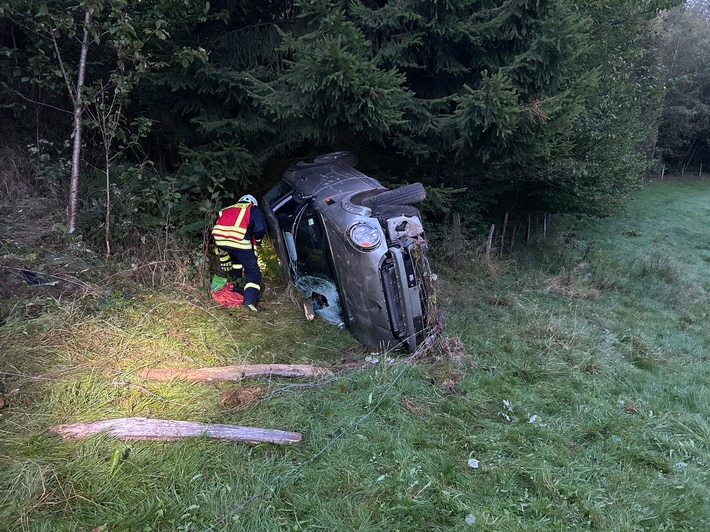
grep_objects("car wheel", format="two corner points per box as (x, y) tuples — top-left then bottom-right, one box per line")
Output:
(313, 151), (359, 167)
(361, 183), (426, 207)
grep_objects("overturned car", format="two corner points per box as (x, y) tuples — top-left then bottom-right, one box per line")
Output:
(263, 152), (438, 351)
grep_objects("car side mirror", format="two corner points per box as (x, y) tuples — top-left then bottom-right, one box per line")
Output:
(293, 190), (314, 204)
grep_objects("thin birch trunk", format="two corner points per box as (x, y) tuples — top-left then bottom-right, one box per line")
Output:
(105, 149), (111, 256)
(64, 4), (94, 234)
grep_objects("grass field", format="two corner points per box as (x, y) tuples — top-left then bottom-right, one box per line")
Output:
(1, 179), (709, 531)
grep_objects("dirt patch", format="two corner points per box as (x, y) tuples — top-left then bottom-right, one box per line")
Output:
(218, 386), (267, 409)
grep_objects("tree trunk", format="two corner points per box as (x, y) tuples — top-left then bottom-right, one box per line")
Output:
(49, 417), (302, 444)
(105, 149), (111, 256)
(67, 4), (94, 234)
(138, 364), (334, 382)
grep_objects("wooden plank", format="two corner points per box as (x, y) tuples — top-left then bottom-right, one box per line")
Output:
(138, 364), (333, 382)
(49, 417), (302, 444)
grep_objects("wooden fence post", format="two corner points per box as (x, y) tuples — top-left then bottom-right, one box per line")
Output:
(452, 212), (462, 269)
(510, 221), (520, 251)
(499, 211), (509, 256)
(527, 214), (531, 245)
(486, 224), (495, 261)
(543, 213), (548, 238)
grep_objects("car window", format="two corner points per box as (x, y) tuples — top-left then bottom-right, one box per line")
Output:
(291, 207), (344, 327)
(267, 182), (344, 326)
(294, 207), (331, 279)
(264, 179), (292, 205)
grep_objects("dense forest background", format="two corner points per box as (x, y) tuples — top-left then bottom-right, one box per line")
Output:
(1, 0), (708, 255)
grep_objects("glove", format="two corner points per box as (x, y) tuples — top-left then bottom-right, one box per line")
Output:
(217, 249), (233, 273)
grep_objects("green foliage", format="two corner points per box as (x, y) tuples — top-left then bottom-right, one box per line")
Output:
(25, 138), (71, 187)
(453, 71), (522, 161)
(0, 0), (688, 236)
(656, 2), (710, 172)
(260, 2), (409, 147)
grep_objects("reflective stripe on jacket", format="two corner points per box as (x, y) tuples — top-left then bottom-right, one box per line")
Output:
(212, 202), (253, 249)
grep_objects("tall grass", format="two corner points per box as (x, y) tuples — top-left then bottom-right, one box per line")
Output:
(1, 179), (709, 531)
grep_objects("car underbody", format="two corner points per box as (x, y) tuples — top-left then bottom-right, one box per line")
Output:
(263, 152), (438, 351)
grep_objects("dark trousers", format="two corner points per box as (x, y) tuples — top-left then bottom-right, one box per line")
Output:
(219, 246), (261, 306)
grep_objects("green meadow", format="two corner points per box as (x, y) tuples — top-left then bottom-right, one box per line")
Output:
(1, 179), (709, 531)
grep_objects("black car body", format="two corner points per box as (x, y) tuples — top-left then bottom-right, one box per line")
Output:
(263, 152), (436, 351)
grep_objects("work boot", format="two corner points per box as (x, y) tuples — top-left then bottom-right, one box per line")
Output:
(231, 281), (245, 295)
(244, 303), (264, 313)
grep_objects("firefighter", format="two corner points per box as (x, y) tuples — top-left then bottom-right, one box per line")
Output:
(211, 194), (267, 311)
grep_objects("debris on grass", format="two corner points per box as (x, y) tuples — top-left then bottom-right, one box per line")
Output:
(218, 386), (267, 409)
(48, 417), (303, 444)
(441, 377), (458, 394)
(138, 363), (334, 382)
(499, 399), (516, 422)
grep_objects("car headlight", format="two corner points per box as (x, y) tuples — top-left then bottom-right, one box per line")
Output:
(348, 223), (381, 251)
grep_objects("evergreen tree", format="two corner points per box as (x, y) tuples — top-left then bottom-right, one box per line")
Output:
(538, 0), (682, 216)
(656, 1), (710, 173)
(260, 1), (410, 150)
(1, 0), (685, 238)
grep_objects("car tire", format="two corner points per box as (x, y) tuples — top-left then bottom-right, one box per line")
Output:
(362, 183), (426, 207)
(313, 151), (359, 167)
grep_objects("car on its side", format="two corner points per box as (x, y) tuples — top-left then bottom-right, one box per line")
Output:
(263, 152), (437, 351)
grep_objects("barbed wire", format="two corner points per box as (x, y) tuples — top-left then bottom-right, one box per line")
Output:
(203, 323), (443, 531)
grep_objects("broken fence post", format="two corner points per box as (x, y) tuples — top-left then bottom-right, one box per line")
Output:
(138, 364), (333, 382)
(49, 417), (302, 444)
(485, 224), (495, 261)
(499, 211), (508, 256)
(452, 212), (462, 268)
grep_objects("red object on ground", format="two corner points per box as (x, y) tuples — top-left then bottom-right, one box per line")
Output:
(211, 282), (245, 307)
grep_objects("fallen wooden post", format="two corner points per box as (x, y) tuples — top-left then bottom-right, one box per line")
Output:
(49, 417), (302, 444)
(138, 364), (333, 382)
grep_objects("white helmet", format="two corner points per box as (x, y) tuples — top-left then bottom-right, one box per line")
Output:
(239, 194), (258, 206)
